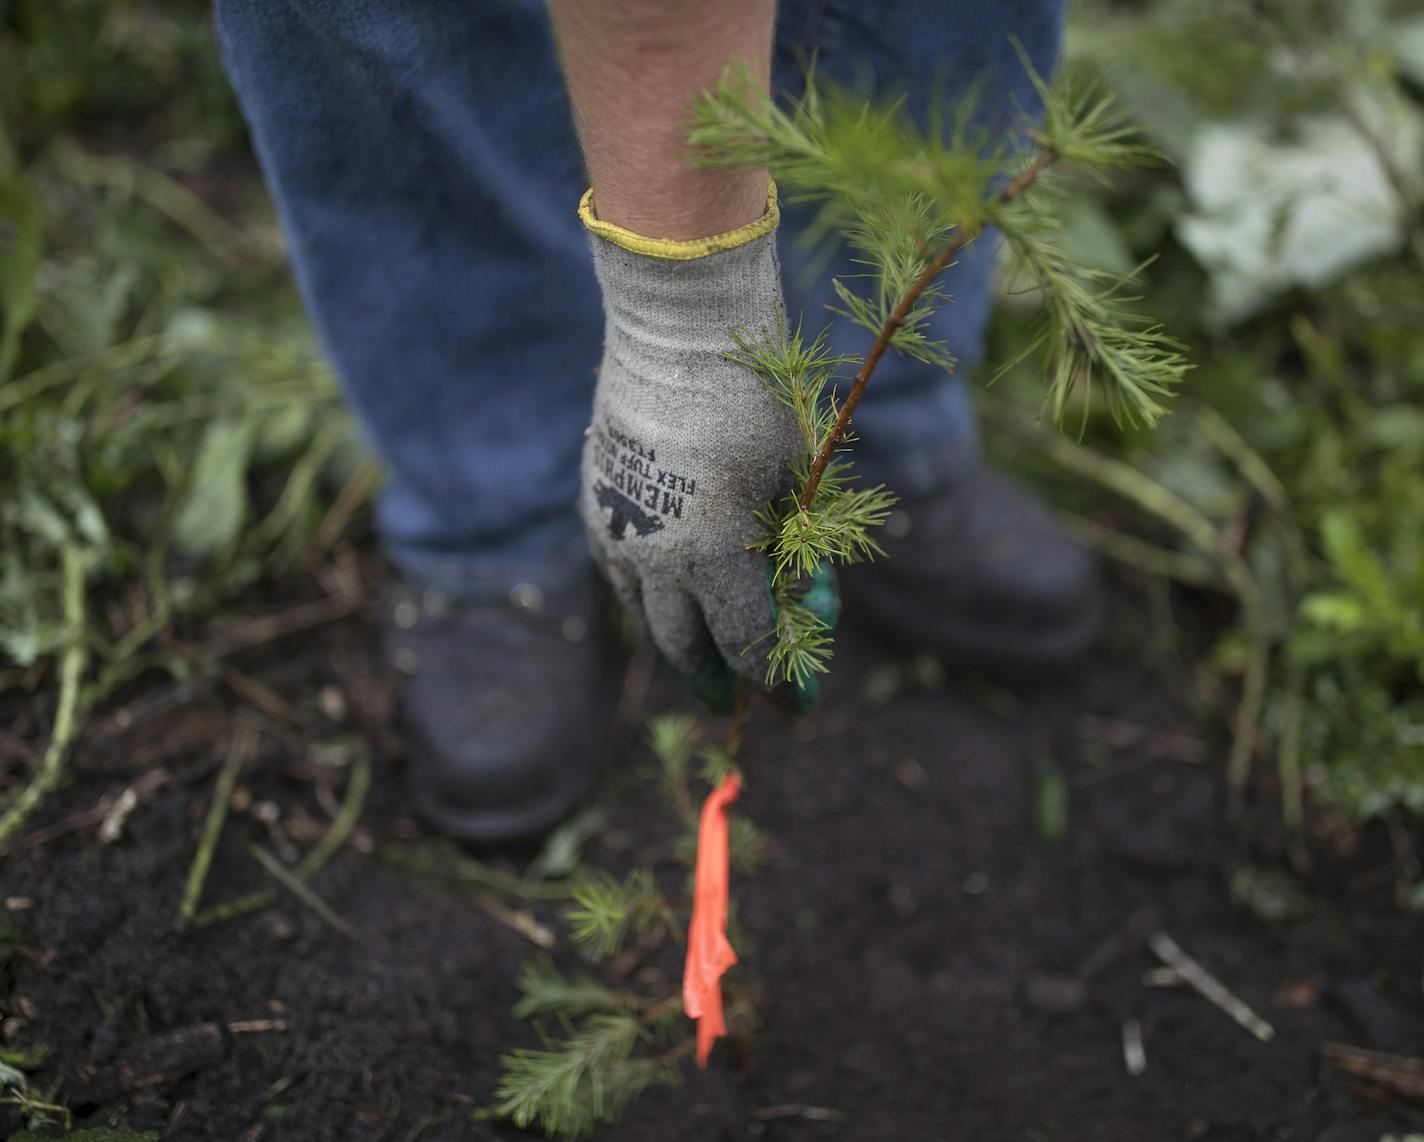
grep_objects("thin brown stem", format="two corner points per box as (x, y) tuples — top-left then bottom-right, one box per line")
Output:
(798, 148), (1058, 510)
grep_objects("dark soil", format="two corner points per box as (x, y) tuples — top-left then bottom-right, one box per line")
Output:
(2, 575), (1421, 1142)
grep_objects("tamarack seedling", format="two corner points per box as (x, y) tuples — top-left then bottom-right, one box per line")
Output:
(494, 55), (1186, 1137)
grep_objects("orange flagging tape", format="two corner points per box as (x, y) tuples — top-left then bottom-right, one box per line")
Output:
(683, 772), (741, 1067)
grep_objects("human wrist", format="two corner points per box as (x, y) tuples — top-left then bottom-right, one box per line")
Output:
(587, 169), (771, 242)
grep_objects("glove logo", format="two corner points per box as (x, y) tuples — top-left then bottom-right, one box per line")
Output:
(593, 480), (665, 540)
(588, 417), (697, 542)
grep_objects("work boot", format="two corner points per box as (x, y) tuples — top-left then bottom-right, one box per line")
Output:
(381, 570), (618, 842)
(844, 465), (1102, 677)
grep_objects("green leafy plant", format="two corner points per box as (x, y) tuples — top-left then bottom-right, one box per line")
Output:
(985, 0), (1424, 845)
(0, 0), (372, 848)
(0, 1056), (69, 1134)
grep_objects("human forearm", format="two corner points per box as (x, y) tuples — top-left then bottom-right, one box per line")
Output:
(548, 0), (775, 239)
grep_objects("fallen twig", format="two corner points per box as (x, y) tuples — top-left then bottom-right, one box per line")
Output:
(309, 456), (382, 566)
(177, 718), (258, 928)
(88, 594), (365, 765)
(751, 1104), (847, 1124)
(199, 594), (364, 662)
(379, 839), (575, 903)
(1148, 931), (1274, 1042)
(16, 767), (171, 851)
(98, 786), (139, 844)
(0, 1091), (72, 1130)
(223, 668), (304, 726)
(227, 1019), (289, 1034)
(467, 891), (555, 949)
(1121, 1019), (1146, 1076)
(1074, 907), (1160, 982)
(246, 843), (354, 937)
(1321, 1042), (1424, 1102)
(190, 746), (371, 928)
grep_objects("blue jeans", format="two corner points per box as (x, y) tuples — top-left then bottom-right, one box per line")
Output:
(215, 0), (1066, 597)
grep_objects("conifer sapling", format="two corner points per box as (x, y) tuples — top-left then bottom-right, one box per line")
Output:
(495, 55), (1186, 1138)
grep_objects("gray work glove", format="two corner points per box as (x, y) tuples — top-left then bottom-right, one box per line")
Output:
(578, 186), (798, 687)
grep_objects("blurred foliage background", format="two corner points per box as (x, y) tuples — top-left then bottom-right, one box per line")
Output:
(0, 0), (369, 837)
(991, 0), (1424, 838)
(0, 0), (1422, 851)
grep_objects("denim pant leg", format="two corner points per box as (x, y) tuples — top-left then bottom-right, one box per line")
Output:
(214, 0), (598, 598)
(216, 0), (1065, 599)
(774, 0), (1067, 494)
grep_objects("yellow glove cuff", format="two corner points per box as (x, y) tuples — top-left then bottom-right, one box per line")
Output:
(578, 182), (779, 261)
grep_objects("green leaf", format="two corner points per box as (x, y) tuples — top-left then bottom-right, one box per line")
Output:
(0, 1059), (24, 1093)
(0, 1045), (51, 1070)
(37, 267), (138, 357)
(254, 403), (316, 463)
(171, 417), (257, 555)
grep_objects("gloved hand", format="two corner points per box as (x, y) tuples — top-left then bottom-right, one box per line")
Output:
(578, 184), (800, 690)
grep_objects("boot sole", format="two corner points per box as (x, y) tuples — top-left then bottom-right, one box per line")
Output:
(408, 765), (596, 844)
